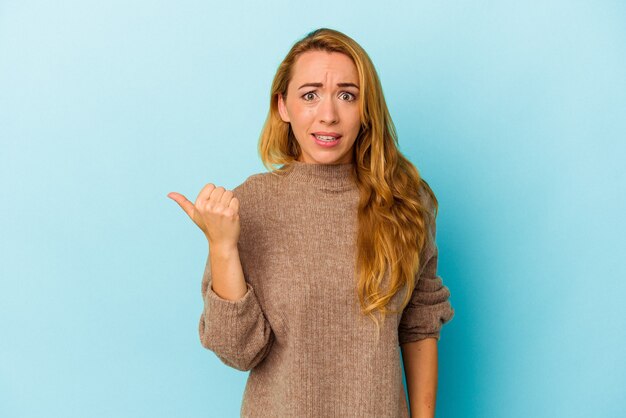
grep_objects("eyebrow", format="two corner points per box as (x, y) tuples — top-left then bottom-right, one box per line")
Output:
(298, 82), (359, 90)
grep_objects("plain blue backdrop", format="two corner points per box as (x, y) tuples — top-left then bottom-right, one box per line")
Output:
(1, 1), (625, 417)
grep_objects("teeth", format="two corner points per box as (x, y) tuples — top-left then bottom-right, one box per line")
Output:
(315, 134), (337, 141)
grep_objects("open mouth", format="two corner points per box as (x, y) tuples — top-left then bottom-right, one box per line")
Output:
(311, 134), (341, 145)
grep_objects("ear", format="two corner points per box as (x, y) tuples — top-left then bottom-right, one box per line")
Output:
(277, 93), (290, 123)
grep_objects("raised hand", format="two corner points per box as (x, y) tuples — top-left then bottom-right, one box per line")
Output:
(167, 184), (240, 249)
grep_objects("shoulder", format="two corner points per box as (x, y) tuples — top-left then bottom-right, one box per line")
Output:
(416, 177), (439, 250)
(417, 177), (438, 217)
(232, 171), (275, 197)
(231, 171), (283, 211)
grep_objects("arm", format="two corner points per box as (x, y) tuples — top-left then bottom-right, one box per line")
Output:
(401, 338), (438, 418)
(208, 243), (248, 301)
(198, 244), (274, 371)
(398, 204), (455, 416)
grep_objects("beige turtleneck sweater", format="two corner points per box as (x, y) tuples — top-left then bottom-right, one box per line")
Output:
(198, 160), (455, 417)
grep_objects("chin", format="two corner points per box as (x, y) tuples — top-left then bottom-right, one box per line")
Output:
(305, 152), (342, 164)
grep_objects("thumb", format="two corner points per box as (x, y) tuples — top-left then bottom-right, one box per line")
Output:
(167, 192), (197, 220)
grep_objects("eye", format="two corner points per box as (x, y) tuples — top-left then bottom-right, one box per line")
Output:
(302, 91), (317, 101)
(340, 92), (357, 101)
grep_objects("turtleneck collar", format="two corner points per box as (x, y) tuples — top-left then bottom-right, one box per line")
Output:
(284, 159), (357, 191)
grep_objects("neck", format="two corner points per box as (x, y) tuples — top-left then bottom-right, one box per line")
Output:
(284, 159), (357, 191)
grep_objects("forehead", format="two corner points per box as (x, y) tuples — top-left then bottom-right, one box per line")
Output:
(290, 50), (358, 83)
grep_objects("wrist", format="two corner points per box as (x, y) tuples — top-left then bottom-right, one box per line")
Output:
(208, 241), (238, 255)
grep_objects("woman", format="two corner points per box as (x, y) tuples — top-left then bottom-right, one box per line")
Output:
(168, 28), (455, 418)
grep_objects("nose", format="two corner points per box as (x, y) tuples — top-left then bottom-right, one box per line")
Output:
(318, 96), (338, 125)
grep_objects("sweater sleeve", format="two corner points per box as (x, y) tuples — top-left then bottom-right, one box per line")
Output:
(398, 205), (455, 345)
(198, 253), (275, 371)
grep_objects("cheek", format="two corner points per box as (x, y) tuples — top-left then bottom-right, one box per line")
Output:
(290, 105), (316, 126)
(344, 109), (361, 131)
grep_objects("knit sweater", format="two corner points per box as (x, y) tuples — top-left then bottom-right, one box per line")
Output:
(198, 160), (455, 418)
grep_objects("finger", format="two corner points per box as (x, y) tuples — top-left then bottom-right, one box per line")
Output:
(196, 183), (217, 206)
(207, 186), (226, 205)
(167, 192), (196, 219)
(219, 189), (234, 207)
(229, 196), (239, 214)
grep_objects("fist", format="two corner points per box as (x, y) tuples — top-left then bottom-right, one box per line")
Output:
(167, 183), (240, 248)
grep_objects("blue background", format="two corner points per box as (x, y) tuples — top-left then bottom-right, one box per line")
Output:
(1, 1), (625, 417)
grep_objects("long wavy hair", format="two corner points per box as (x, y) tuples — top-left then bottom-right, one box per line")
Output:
(258, 28), (438, 338)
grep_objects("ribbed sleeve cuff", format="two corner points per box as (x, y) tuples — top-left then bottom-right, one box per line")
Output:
(200, 280), (274, 371)
(205, 281), (260, 318)
(399, 330), (441, 345)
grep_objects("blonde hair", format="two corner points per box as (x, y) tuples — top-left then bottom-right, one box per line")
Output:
(258, 28), (438, 339)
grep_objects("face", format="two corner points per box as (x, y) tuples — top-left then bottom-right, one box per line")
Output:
(278, 50), (361, 164)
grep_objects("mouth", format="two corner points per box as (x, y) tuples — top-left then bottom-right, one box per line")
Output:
(311, 132), (342, 143)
